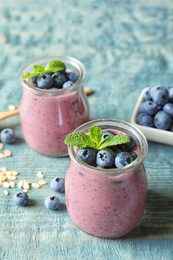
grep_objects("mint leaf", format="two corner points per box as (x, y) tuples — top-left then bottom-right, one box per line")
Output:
(33, 65), (45, 74)
(64, 132), (96, 149)
(89, 126), (102, 149)
(98, 135), (130, 150)
(44, 60), (65, 73)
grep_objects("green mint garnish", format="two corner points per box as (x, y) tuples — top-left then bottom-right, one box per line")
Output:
(23, 59), (65, 80)
(64, 126), (130, 150)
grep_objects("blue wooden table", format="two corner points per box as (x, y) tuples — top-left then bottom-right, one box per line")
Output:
(0, 0), (173, 259)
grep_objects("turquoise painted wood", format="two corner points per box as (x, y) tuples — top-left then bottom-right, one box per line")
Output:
(0, 0), (173, 259)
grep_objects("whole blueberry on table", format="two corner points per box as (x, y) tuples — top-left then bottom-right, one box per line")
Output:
(37, 74), (54, 89)
(44, 196), (61, 210)
(137, 113), (154, 127)
(62, 80), (73, 88)
(77, 148), (96, 165)
(0, 128), (16, 144)
(51, 72), (67, 88)
(118, 134), (136, 152)
(163, 103), (173, 117)
(96, 148), (115, 168)
(150, 86), (169, 106)
(115, 152), (134, 168)
(139, 101), (161, 115)
(13, 192), (29, 206)
(50, 177), (65, 193)
(154, 110), (172, 130)
(67, 71), (79, 83)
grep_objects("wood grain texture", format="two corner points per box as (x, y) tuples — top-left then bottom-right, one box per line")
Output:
(0, 0), (173, 259)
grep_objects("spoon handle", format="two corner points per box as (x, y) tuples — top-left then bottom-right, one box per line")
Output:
(0, 108), (20, 121)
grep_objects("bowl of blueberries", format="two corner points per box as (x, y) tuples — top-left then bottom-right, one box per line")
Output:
(131, 85), (173, 145)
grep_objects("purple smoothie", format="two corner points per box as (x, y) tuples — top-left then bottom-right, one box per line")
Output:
(20, 56), (89, 156)
(65, 119), (148, 238)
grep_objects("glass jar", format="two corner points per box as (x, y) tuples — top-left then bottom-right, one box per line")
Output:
(65, 118), (148, 238)
(20, 56), (89, 157)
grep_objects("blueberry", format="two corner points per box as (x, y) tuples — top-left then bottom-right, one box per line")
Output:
(115, 152), (134, 168)
(37, 74), (54, 89)
(163, 103), (173, 116)
(50, 177), (65, 193)
(143, 90), (152, 101)
(0, 128), (16, 144)
(168, 87), (173, 101)
(62, 80), (73, 89)
(52, 72), (67, 88)
(96, 148), (115, 168)
(13, 192), (29, 206)
(67, 71), (79, 83)
(139, 101), (160, 115)
(150, 85), (169, 106)
(44, 196), (61, 210)
(77, 148), (96, 165)
(101, 130), (115, 142)
(129, 151), (137, 160)
(137, 113), (154, 127)
(30, 76), (38, 84)
(118, 135), (136, 152)
(154, 110), (172, 130)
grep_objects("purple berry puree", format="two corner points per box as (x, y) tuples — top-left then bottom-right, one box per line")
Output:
(66, 159), (147, 238)
(20, 86), (89, 156)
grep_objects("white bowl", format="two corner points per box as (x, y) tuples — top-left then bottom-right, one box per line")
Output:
(130, 87), (173, 145)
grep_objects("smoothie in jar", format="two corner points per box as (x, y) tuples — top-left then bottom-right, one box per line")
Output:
(65, 119), (148, 238)
(20, 56), (89, 156)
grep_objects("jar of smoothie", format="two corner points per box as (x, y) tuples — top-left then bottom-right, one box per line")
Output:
(65, 118), (148, 238)
(20, 56), (89, 156)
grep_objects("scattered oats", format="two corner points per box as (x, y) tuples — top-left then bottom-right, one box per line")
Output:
(37, 171), (44, 178)
(0, 180), (2, 186)
(7, 175), (17, 181)
(0, 167), (7, 172)
(4, 190), (9, 196)
(0, 172), (5, 176)
(8, 104), (16, 111)
(18, 180), (24, 189)
(9, 182), (16, 188)
(23, 189), (28, 193)
(0, 153), (5, 158)
(0, 143), (4, 150)
(2, 182), (10, 188)
(23, 181), (30, 190)
(31, 182), (40, 189)
(0, 176), (7, 182)
(4, 150), (12, 157)
(38, 180), (47, 186)
(11, 171), (18, 176)
(5, 171), (12, 176)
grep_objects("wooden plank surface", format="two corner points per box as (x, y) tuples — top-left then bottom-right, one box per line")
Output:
(0, 0), (173, 259)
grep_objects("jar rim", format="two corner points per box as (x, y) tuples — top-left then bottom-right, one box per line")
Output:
(68, 118), (148, 176)
(20, 56), (86, 95)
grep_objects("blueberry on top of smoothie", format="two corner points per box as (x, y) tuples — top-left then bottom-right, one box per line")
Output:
(65, 126), (137, 169)
(23, 59), (79, 90)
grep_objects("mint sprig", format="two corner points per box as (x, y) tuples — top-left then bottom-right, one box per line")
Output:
(64, 126), (130, 150)
(23, 60), (65, 80)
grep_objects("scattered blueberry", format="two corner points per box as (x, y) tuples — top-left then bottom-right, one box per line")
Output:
(154, 110), (172, 130)
(77, 148), (96, 165)
(50, 177), (65, 193)
(13, 192), (29, 206)
(37, 74), (54, 89)
(52, 72), (67, 88)
(115, 152), (134, 168)
(137, 113), (154, 127)
(44, 196), (61, 210)
(0, 128), (16, 144)
(62, 80), (73, 88)
(96, 148), (115, 168)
